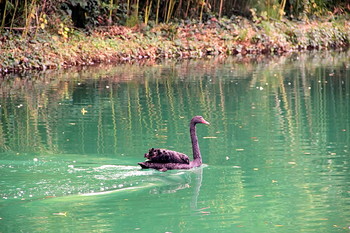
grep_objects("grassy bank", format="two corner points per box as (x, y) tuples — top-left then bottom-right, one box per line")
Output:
(1, 16), (349, 75)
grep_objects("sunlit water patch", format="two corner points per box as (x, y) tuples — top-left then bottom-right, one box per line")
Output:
(0, 154), (155, 201)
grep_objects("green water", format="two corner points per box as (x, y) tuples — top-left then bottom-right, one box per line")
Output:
(0, 52), (349, 232)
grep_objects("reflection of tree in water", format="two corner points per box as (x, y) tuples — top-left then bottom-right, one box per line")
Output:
(0, 52), (349, 155)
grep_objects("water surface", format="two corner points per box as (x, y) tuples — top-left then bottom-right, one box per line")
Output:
(0, 52), (350, 232)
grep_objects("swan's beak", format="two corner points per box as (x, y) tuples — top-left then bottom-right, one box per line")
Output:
(202, 120), (210, 125)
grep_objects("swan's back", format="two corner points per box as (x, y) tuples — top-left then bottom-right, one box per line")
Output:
(145, 148), (190, 164)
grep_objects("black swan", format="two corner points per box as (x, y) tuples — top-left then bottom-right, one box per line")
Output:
(138, 116), (209, 171)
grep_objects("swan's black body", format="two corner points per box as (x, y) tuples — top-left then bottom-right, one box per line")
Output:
(138, 116), (209, 171)
(144, 148), (190, 164)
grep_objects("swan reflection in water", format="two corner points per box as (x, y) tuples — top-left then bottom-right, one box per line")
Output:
(147, 166), (205, 210)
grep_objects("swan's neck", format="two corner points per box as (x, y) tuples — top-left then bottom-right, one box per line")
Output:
(190, 122), (202, 164)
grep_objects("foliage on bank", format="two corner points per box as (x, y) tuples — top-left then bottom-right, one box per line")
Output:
(0, 0), (349, 74)
(1, 0), (349, 30)
(1, 16), (350, 74)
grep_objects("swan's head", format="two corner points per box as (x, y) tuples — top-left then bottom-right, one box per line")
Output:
(192, 116), (210, 125)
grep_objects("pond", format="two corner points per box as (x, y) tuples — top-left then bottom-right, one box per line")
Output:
(0, 51), (349, 232)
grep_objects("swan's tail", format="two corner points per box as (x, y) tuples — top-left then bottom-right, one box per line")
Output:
(138, 162), (169, 171)
(138, 162), (148, 169)
(137, 163), (148, 168)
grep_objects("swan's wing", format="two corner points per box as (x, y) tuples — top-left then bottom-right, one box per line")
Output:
(164, 150), (190, 164)
(145, 148), (190, 164)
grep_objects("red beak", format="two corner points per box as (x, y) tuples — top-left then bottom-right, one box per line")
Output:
(202, 120), (210, 125)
